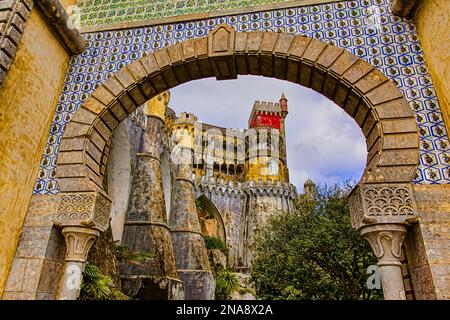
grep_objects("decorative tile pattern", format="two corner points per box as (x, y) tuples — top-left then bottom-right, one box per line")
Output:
(33, 0), (450, 194)
(77, 0), (292, 28)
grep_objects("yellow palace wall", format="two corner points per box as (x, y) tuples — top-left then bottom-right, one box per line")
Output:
(414, 0), (450, 133)
(0, 7), (70, 294)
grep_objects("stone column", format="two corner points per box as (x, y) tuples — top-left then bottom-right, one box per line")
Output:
(119, 115), (184, 300)
(360, 224), (407, 300)
(348, 183), (419, 300)
(170, 147), (215, 300)
(53, 191), (112, 300)
(58, 227), (99, 300)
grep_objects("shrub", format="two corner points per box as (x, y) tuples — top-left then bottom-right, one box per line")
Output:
(215, 269), (239, 300)
(203, 236), (228, 256)
(115, 245), (153, 265)
(79, 263), (128, 300)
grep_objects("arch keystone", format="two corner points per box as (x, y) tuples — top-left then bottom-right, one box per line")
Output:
(208, 24), (237, 80)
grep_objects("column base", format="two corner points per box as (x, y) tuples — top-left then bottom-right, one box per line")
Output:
(178, 270), (215, 300)
(121, 275), (185, 300)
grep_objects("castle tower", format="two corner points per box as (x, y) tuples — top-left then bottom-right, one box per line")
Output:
(245, 99), (288, 183)
(119, 92), (184, 300)
(169, 114), (215, 300)
(238, 96), (297, 269)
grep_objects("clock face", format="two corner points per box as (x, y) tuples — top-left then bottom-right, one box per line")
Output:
(268, 159), (279, 175)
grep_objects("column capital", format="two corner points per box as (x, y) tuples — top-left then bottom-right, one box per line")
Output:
(360, 224), (407, 266)
(348, 183), (418, 230)
(62, 226), (99, 263)
(54, 191), (111, 232)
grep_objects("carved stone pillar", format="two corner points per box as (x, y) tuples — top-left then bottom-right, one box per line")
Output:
(170, 147), (215, 300)
(119, 115), (184, 300)
(360, 224), (407, 300)
(54, 191), (112, 300)
(348, 183), (418, 300)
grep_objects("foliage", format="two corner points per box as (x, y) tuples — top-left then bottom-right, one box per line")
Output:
(215, 269), (239, 300)
(203, 235), (228, 256)
(79, 263), (129, 300)
(238, 287), (256, 296)
(278, 286), (305, 300)
(251, 181), (383, 300)
(115, 245), (154, 265)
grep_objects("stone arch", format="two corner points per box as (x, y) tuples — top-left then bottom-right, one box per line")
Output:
(54, 24), (420, 300)
(56, 24), (419, 197)
(196, 194), (227, 244)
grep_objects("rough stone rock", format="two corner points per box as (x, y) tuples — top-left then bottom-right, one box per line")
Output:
(209, 249), (227, 273)
(230, 273), (256, 301)
(86, 227), (121, 290)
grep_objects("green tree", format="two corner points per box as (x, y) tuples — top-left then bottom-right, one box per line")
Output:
(251, 182), (383, 300)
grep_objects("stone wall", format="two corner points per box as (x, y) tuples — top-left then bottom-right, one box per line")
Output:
(414, 0), (450, 134)
(239, 185), (295, 268)
(195, 179), (296, 269)
(0, 8), (70, 295)
(86, 227), (121, 290)
(2, 195), (66, 299)
(195, 181), (245, 268)
(410, 185), (450, 299)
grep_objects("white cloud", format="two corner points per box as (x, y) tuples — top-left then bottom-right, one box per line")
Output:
(170, 75), (367, 191)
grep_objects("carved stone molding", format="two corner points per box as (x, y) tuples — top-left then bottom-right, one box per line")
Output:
(54, 192), (112, 232)
(35, 0), (86, 54)
(349, 183), (418, 230)
(0, 0), (33, 85)
(391, 0), (421, 18)
(61, 226), (99, 263)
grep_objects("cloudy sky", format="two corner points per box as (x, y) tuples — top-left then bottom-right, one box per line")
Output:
(169, 75), (367, 192)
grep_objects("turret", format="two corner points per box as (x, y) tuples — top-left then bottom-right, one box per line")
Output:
(245, 97), (288, 183)
(144, 91), (170, 122)
(280, 92), (288, 116)
(279, 93), (289, 181)
(175, 112), (198, 125)
(304, 178), (316, 199)
(248, 101), (282, 130)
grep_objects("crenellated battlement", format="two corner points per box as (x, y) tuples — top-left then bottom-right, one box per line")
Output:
(252, 101), (281, 114)
(174, 112), (198, 125)
(242, 179), (297, 198)
(193, 174), (297, 198)
(194, 175), (243, 196)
